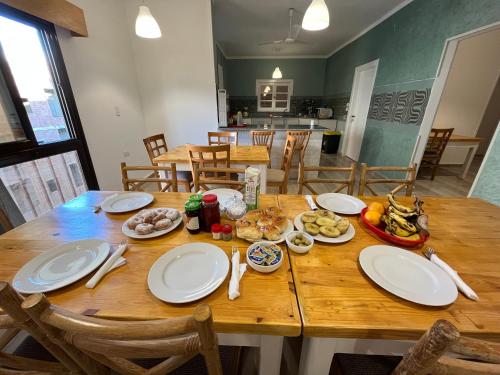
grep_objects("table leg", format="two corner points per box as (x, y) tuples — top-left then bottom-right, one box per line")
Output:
(253, 164), (267, 194)
(298, 337), (336, 375)
(260, 335), (283, 375)
(460, 145), (478, 179)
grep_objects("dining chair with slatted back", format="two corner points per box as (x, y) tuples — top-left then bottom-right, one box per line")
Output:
(121, 162), (178, 192)
(286, 130), (311, 170)
(0, 282), (91, 374)
(208, 131), (238, 146)
(187, 144), (231, 181)
(193, 165), (246, 192)
(0, 207), (13, 232)
(358, 163), (417, 196)
(420, 128), (454, 180)
(251, 130), (275, 167)
(143, 134), (191, 192)
(298, 163), (356, 195)
(22, 293), (223, 375)
(267, 135), (296, 194)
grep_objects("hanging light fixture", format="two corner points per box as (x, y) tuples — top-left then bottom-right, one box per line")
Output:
(302, 0), (330, 31)
(135, 5), (162, 38)
(272, 67), (283, 79)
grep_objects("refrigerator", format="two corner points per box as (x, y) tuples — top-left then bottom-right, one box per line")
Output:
(217, 89), (228, 127)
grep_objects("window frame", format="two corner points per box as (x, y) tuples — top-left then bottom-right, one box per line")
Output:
(0, 3), (98, 189)
(256, 79), (293, 112)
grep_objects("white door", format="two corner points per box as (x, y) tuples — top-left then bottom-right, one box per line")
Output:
(343, 60), (379, 161)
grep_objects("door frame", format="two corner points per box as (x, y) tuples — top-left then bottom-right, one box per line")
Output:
(341, 59), (379, 160)
(410, 21), (500, 170)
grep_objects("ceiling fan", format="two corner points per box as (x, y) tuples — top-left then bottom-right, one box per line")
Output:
(258, 8), (308, 46)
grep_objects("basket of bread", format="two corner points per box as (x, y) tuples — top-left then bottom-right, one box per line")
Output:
(236, 207), (292, 243)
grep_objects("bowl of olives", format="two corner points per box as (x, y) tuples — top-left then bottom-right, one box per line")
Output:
(286, 231), (314, 254)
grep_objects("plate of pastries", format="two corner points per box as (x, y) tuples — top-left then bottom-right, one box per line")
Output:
(293, 209), (355, 243)
(122, 208), (182, 239)
(236, 207), (294, 244)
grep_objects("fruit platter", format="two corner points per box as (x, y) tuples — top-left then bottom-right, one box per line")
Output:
(360, 194), (429, 247)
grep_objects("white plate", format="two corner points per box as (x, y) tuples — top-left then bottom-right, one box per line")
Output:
(13, 239), (110, 294)
(241, 219), (294, 244)
(359, 245), (458, 306)
(101, 192), (154, 213)
(203, 189), (243, 206)
(148, 243), (229, 304)
(121, 209), (183, 239)
(294, 212), (355, 244)
(316, 193), (366, 215)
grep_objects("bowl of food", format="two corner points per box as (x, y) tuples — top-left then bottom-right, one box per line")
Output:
(246, 242), (283, 273)
(286, 231), (314, 254)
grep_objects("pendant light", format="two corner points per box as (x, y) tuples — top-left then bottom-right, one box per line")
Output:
(272, 67), (283, 79)
(302, 0), (330, 31)
(135, 4), (162, 38)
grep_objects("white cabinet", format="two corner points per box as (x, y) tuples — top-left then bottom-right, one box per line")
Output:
(256, 80), (293, 112)
(318, 119), (337, 130)
(299, 118), (318, 126)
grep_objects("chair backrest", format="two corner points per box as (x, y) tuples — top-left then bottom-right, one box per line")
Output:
(143, 134), (168, 163)
(193, 165), (246, 192)
(359, 163), (417, 196)
(280, 135), (297, 183)
(208, 131), (238, 146)
(299, 163), (356, 195)
(393, 319), (500, 375)
(187, 144), (231, 180)
(0, 282), (85, 374)
(425, 128), (454, 158)
(0, 207), (13, 232)
(22, 293), (223, 375)
(121, 162), (178, 192)
(251, 130), (275, 152)
(286, 130), (311, 152)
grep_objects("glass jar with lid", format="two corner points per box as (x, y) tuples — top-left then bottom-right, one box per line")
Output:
(201, 194), (220, 232)
(184, 201), (201, 234)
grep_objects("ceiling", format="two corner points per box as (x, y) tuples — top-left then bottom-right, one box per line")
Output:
(213, 0), (410, 58)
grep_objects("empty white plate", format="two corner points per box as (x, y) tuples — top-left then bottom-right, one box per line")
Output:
(359, 245), (458, 306)
(148, 243), (229, 303)
(294, 212), (355, 244)
(101, 192), (154, 213)
(13, 239), (110, 294)
(316, 193), (366, 215)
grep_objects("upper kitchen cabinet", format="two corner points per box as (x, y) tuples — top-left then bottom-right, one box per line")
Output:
(256, 80), (293, 112)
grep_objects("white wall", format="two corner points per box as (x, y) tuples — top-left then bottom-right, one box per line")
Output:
(57, 0), (149, 190)
(433, 28), (500, 164)
(125, 0), (218, 147)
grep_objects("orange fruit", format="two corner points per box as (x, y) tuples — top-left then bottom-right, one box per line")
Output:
(364, 210), (382, 226)
(368, 202), (385, 215)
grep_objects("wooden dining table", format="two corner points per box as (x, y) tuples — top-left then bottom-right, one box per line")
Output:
(153, 144), (271, 192)
(0, 191), (300, 375)
(277, 195), (500, 375)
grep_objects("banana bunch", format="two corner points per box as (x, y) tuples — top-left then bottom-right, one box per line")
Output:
(381, 194), (428, 240)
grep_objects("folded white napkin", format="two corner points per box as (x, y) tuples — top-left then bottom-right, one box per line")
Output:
(430, 254), (479, 301)
(229, 251), (247, 300)
(109, 256), (127, 271)
(305, 195), (318, 211)
(86, 243), (128, 289)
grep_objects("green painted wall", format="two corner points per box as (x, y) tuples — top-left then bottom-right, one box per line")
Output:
(471, 125), (500, 206)
(325, 0), (500, 167)
(226, 58), (326, 97)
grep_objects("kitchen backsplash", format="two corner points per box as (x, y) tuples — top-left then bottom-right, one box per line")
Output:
(229, 96), (325, 118)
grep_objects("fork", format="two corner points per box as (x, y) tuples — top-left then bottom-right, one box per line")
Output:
(232, 246), (238, 257)
(424, 247), (478, 301)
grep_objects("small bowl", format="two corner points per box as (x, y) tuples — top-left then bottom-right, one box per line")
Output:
(286, 231), (314, 254)
(246, 241), (283, 273)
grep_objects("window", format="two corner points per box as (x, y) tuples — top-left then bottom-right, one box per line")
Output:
(256, 79), (293, 112)
(69, 162), (83, 187)
(46, 178), (57, 192)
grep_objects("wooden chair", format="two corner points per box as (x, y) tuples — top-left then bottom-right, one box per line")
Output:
(359, 163), (417, 196)
(187, 144), (231, 182)
(286, 130), (311, 170)
(0, 281), (88, 374)
(208, 131), (238, 146)
(267, 135), (296, 194)
(193, 165), (246, 192)
(332, 319), (500, 375)
(121, 162), (178, 192)
(420, 128), (454, 180)
(0, 207), (13, 232)
(21, 293), (224, 375)
(143, 134), (192, 192)
(251, 130), (275, 167)
(298, 163), (356, 195)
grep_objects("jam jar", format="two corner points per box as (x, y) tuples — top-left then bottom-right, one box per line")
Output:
(201, 194), (220, 232)
(184, 201), (201, 234)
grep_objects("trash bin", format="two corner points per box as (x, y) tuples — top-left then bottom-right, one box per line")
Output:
(322, 131), (341, 154)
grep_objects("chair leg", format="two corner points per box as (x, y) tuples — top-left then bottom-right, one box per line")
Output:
(431, 165), (438, 180)
(182, 180), (191, 192)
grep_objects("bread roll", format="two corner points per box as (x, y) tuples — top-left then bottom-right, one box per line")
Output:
(236, 222), (262, 242)
(154, 218), (172, 231)
(257, 214), (274, 227)
(245, 209), (263, 222)
(166, 209), (179, 221)
(265, 207), (283, 217)
(135, 223), (154, 235)
(260, 225), (281, 241)
(272, 216), (288, 232)
(127, 216), (143, 230)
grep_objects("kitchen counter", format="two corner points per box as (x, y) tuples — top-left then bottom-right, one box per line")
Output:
(218, 124), (328, 131)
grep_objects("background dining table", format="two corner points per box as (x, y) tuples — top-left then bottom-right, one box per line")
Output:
(0, 191), (300, 375)
(153, 144), (271, 192)
(277, 195), (500, 375)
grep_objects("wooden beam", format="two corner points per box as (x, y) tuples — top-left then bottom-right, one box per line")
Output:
(1, 0), (88, 37)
